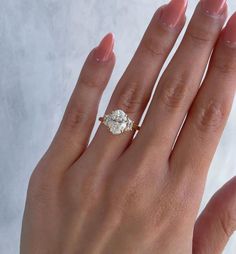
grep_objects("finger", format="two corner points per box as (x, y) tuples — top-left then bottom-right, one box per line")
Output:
(170, 13), (236, 180)
(132, 0), (227, 163)
(193, 177), (236, 254)
(39, 33), (115, 173)
(84, 0), (187, 164)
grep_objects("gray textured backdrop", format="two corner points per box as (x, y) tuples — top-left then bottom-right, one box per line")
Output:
(0, 0), (236, 253)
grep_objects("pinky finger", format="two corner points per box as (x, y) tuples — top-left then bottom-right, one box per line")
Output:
(193, 177), (236, 254)
(39, 33), (115, 174)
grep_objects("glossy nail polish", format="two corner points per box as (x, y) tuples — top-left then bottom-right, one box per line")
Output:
(201, 0), (226, 16)
(159, 0), (188, 28)
(223, 12), (236, 47)
(94, 33), (115, 62)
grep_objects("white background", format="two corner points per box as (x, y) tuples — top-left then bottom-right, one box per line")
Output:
(0, 0), (236, 253)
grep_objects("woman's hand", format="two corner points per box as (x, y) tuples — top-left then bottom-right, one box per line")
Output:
(20, 0), (236, 253)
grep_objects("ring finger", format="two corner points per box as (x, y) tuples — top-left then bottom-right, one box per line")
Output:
(83, 0), (187, 164)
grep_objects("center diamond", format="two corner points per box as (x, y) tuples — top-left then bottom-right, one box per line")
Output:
(103, 109), (134, 135)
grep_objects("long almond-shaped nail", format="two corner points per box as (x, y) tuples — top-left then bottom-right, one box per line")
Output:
(201, 0), (226, 16)
(94, 33), (115, 62)
(223, 12), (236, 47)
(159, 0), (188, 28)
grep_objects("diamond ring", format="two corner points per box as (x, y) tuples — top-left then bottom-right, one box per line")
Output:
(99, 109), (140, 135)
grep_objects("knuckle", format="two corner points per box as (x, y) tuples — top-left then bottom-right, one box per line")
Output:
(77, 183), (99, 207)
(142, 36), (166, 58)
(67, 170), (105, 211)
(122, 187), (144, 212)
(27, 168), (56, 205)
(186, 27), (214, 47)
(140, 9), (171, 58)
(212, 60), (236, 75)
(158, 73), (189, 110)
(167, 184), (191, 216)
(79, 75), (103, 90)
(108, 172), (143, 212)
(100, 206), (123, 232)
(116, 81), (148, 115)
(62, 105), (90, 131)
(194, 100), (228, 133)
(218, 210), (236, 238)
(80, 181), (101, 204)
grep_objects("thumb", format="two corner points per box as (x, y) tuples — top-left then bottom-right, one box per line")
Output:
(193, 176), (236, 254)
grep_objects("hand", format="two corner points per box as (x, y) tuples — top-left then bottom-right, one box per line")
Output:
(20, 0), (236, 253)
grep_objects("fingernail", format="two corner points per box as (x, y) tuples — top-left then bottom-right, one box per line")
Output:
(223, 12), (236, 47)
(159, 0), (188, 28)
(200, 0), (226, 16)
(94, 33), (115, 62)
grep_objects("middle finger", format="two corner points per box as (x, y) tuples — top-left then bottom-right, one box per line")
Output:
(132, 0), (227, 162)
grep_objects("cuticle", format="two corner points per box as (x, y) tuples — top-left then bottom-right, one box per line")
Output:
(198, 2), (227, 20)
(156, 5), (181, 32)
(157, 21), (179, 32)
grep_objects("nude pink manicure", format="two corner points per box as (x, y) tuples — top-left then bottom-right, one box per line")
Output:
(159, 0), (188, 28)
(94, 33), (115, 62)
(223, 12), (236, 47)
(201, 0), (226, 16)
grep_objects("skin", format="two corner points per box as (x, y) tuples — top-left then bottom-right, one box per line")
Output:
(20, 1), (236, 254)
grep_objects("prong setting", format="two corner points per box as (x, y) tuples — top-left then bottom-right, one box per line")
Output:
(103, 109), (134, 135)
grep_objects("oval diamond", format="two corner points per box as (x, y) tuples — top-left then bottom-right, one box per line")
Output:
(103, 109), (132, 135)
